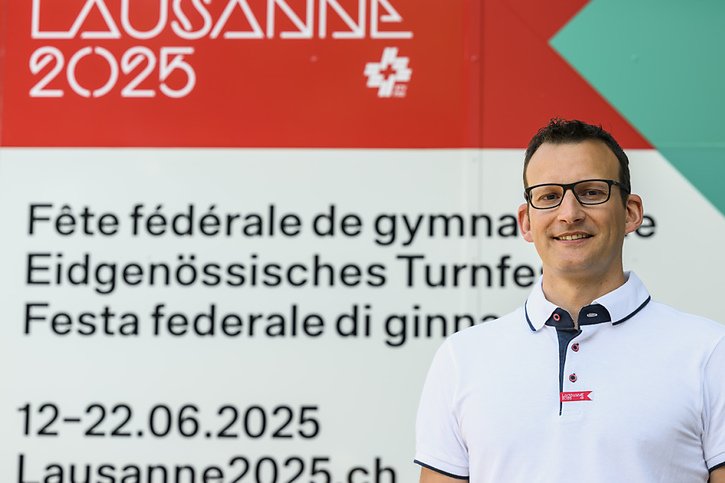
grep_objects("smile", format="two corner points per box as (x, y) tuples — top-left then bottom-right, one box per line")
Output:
(555, 233), (592, 241)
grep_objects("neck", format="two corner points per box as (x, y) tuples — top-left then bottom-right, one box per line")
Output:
(541, 269), (626, 327)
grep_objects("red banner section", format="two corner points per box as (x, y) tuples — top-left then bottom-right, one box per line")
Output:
(0, 0), (650, 148)
(560, 391), (593, 402)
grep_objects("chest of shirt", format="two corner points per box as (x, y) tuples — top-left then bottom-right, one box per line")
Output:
(454, 324), (704, 457)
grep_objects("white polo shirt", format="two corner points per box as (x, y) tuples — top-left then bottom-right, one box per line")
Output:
(415, 272), (725, 482)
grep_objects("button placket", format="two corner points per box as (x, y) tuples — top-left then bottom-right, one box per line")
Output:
(565, 339), (580, 390)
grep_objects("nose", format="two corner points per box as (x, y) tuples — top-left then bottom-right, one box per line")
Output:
(556, 189), (585, 224)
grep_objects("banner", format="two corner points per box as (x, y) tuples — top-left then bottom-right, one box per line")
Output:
(1, 1), (723, 482)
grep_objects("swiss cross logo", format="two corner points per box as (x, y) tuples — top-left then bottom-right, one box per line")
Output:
(364, 47), (412, 98)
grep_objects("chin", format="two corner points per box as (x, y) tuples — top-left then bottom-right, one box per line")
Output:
(549, 261), (597, 276)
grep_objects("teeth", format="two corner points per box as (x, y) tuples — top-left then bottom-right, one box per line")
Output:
(558, 234), (589, 241)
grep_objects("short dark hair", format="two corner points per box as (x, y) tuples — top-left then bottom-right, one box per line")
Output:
(523, 118), (631, 201)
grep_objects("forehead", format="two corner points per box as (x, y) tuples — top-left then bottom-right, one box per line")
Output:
(526, 140), (620, 185)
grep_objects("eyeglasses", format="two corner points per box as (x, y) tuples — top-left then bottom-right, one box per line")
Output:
(524, 179), (629, 210)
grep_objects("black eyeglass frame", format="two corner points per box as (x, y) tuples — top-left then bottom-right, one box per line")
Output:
(524, 178), (630, 210)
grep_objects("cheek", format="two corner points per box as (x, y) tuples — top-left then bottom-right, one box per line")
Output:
(601, 212), (627, 242)
(612, 208), (628, 230)
(526, 217), (551, 244)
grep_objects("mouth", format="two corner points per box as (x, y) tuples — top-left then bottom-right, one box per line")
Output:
(554, 233), (592, 241)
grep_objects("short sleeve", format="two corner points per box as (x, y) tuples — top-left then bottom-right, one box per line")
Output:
(703, 336), (725, 471)
(414, 339), (469, 479)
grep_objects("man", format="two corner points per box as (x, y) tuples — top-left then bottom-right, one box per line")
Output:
(414, 119), (725, 483)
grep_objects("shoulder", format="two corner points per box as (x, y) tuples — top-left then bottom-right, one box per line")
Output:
(645, 300), (724, 333)
(423, 308), (529, 390)
(443, 307), (529, 359)
(640, 300), (725, 349)
(450, 306), (526, 337)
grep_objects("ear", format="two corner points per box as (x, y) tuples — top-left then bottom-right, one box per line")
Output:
(624, 194), (644, 235)
(518, 203), (534, 242)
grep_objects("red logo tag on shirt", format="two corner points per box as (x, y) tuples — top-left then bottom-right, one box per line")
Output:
(560, 391), (592, 402)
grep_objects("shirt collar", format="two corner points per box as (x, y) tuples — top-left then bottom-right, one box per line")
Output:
(524, 271), (652, 332)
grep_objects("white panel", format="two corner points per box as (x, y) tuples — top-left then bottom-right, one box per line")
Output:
(0, 148), (721, 481)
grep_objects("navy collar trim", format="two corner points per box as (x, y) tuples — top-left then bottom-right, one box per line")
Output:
(612, 296), (651, 325)
(524, 272), (651, 332)
(525, 308), (536, 331)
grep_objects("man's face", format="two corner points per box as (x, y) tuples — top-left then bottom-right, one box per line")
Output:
(517, 140), (643, 281)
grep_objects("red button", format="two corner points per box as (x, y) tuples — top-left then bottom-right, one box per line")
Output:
(572, 343), (580, 352)
(569, 373), (577, 383)
(553, 313), (561, 321)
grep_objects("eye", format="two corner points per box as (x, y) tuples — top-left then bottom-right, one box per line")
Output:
(575, 181), (609, 200)
(533, 186), (561, 201)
